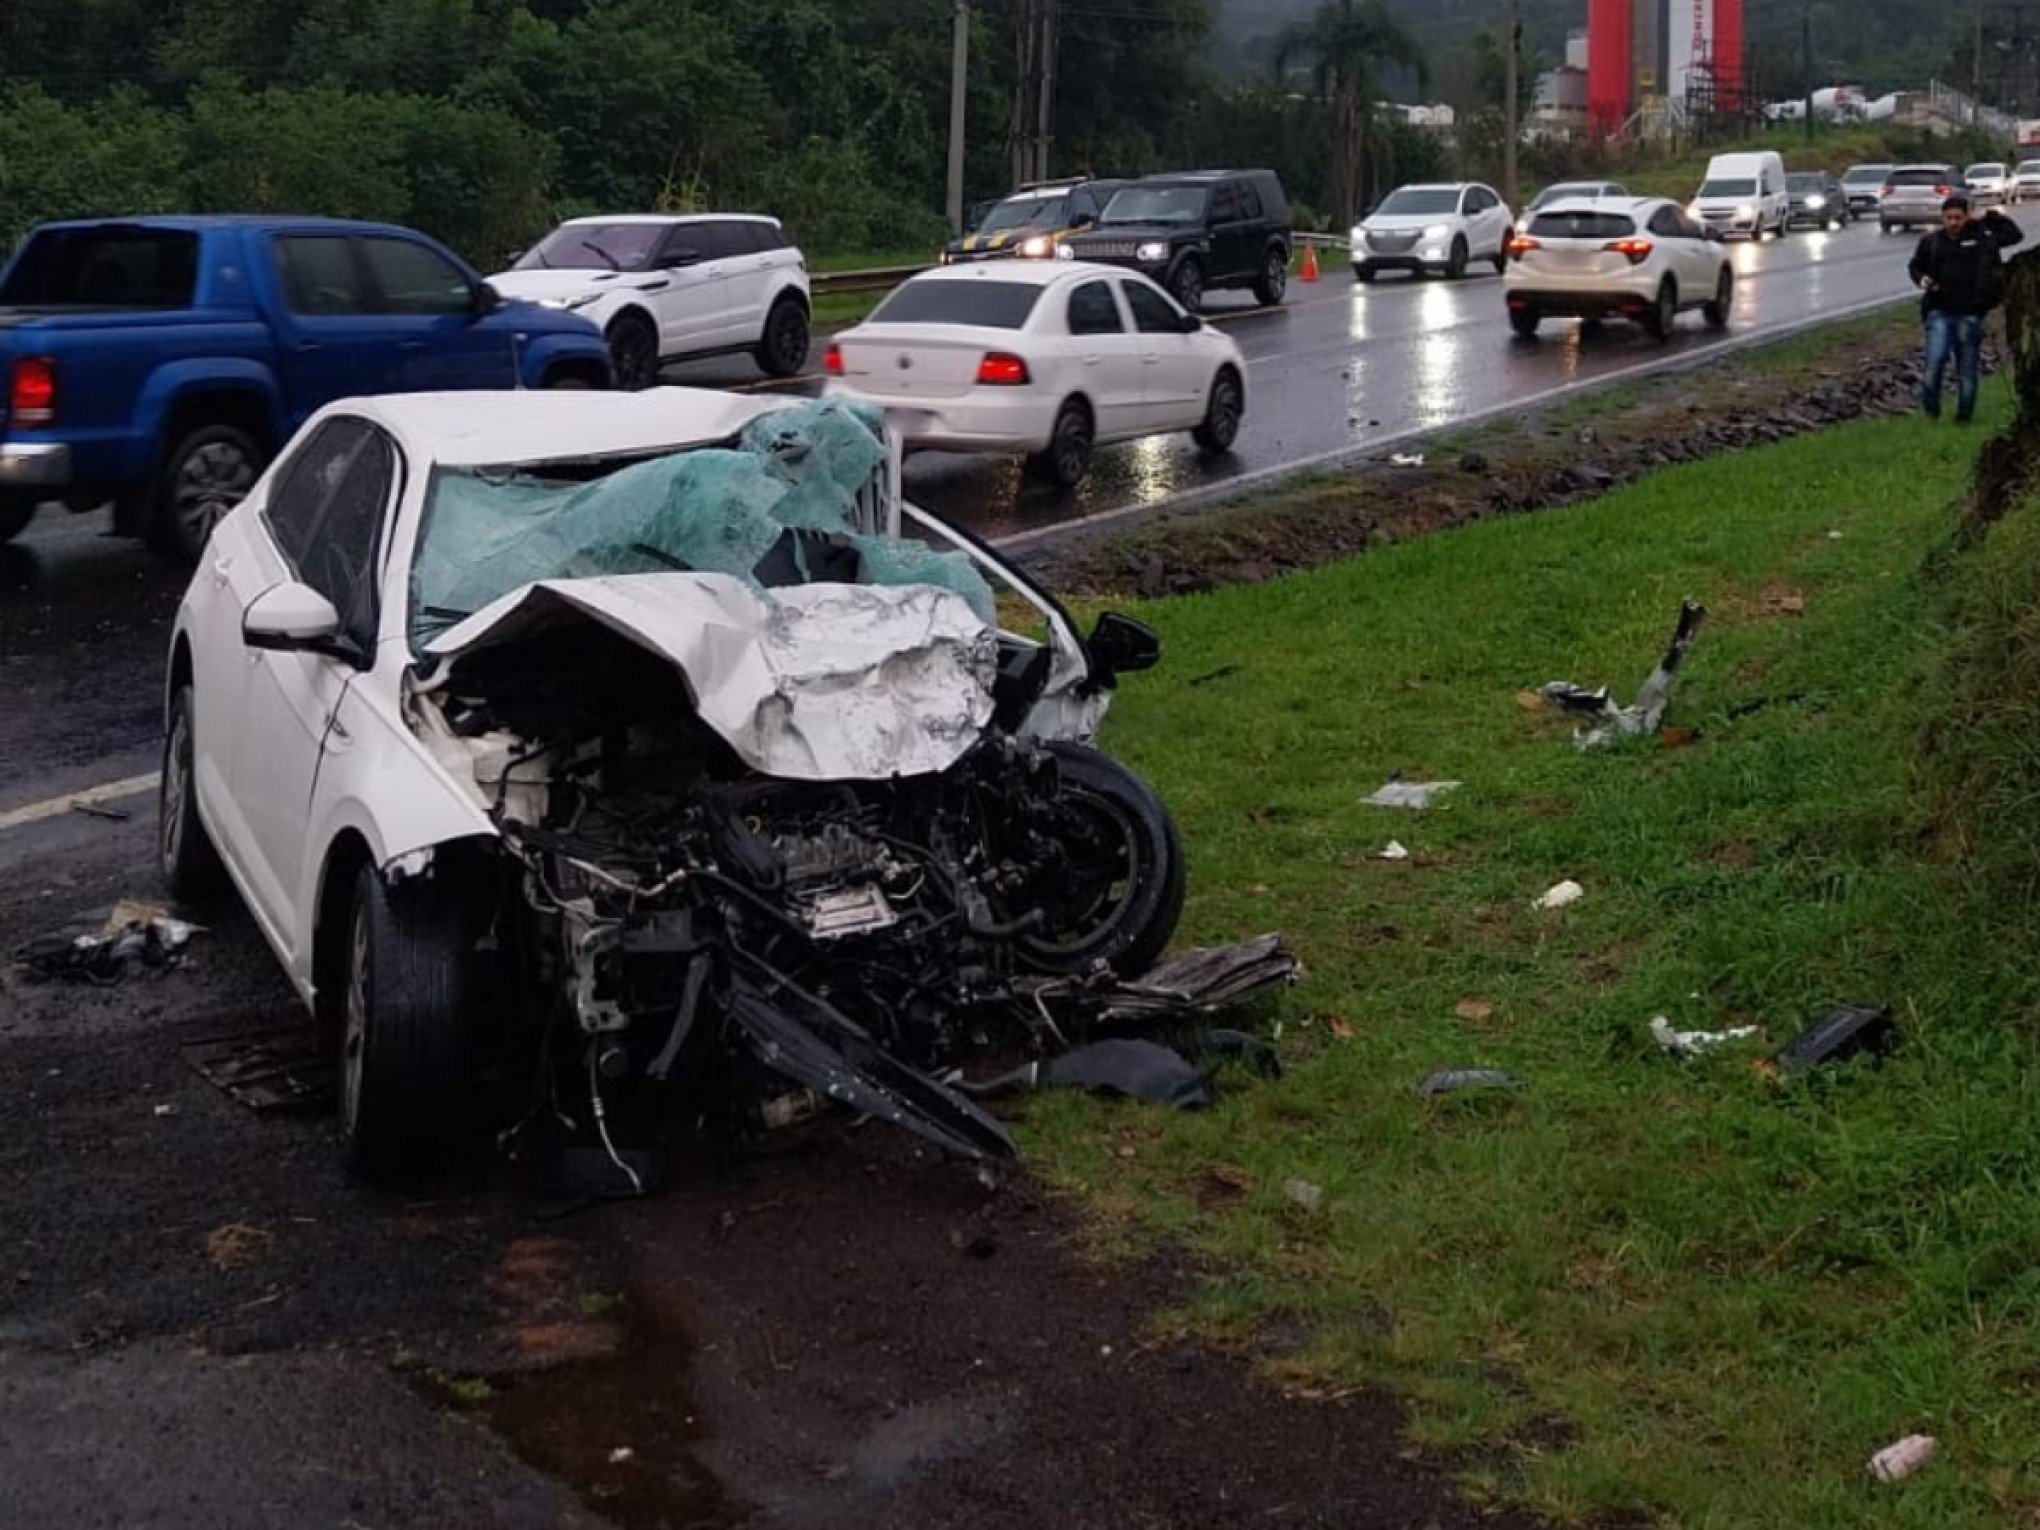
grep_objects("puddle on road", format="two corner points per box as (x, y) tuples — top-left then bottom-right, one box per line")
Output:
(424, 1248), (745, 1530)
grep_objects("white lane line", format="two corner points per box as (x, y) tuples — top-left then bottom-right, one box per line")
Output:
(0, 773), (159, 835)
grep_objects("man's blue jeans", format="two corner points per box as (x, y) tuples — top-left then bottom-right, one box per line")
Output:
(1923, 310), (1984, 420)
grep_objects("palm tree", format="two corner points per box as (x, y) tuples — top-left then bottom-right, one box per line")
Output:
(1275, 0), (1427, 232)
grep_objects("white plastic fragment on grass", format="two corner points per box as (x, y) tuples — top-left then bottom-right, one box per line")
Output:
(1283, 1178), (1326, 1213)
(1869, 1435), (1937, 1482)
(1649, 1016), (1761, 1056)
(1532, 880), (1584, 911)
(1364, 780), (1460, 810)
(1379, 840), (1411, 861)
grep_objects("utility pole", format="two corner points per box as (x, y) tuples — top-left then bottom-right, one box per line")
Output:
(1037, 0), (1058, 184)
(1976, 0), (1987, 127)
(1803, 5), (1814, 145)
(946, 0), (969, 231)
(1502, 0), (1519, 210)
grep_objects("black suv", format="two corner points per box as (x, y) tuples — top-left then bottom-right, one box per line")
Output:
(1059, 169), (1291, 312)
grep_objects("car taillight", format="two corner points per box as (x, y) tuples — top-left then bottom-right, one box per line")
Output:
(9, 356), (55, 427)
(976, 352), (1030, 386)
(1881, 185), (1895, 197)
(823, 343), (843, 376)
(1937, 185), (1953, 196)
(1505, 235), (1540, 260)
(1603, 238), (1654, 266)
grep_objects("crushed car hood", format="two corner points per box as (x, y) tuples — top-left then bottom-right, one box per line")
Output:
(425, 572), (998, 782)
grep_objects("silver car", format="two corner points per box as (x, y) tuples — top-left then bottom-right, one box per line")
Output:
(1880, 164), (1960, 233)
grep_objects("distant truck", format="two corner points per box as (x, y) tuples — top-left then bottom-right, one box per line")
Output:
(0, 216), (612, 558)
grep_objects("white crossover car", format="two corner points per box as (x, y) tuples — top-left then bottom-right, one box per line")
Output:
(823, 262), (1246, 489)
(2014, 160), (2040, 203)
(161, 390), (1185, 1179)
(1503, 197), (1734, 341)
(1966, 162), (2011, 207)
(1352, 182), (1514, 281)
(490, 214), (811, 386)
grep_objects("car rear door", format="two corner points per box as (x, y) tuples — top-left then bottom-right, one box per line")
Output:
(1063, 278), (1146, 438)
(1650, 206), (1710, 296)
(1207, 182), (1247, 281)
(649, 223), (734, 355)
(357, 233), (515, 391)
(1120, 277), (1204, 426)
(218, 417), (394, 953)
(715, 221), (778, 345)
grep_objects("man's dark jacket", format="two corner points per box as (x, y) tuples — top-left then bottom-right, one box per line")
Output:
(1910, 211), (2026, 315)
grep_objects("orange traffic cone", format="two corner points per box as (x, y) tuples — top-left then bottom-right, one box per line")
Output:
(1300, 242), (1320, 282)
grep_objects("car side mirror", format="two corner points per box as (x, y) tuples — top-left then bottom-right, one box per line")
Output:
(1177, 310), (1202, 334)
(472, 282), (504, 316)
(1086, 611), (1161, 682)
(1072, 212), (1096, 228)
(243, 582), (361, 664)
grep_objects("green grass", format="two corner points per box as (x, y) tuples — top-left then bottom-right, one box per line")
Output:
(1031, 377), (2040, 1525)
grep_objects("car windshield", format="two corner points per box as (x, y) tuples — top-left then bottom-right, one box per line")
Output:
(2021, 162), (2040, 175)
(1099, 185), (1209, 225)
(1968, 164), (2006, 178)
(409, 399), (994, 651)
(867, 280), (1042, 328)
(1527, 210), (1637, 240)
(1375, 188), (1461, 217)
(513, 222), (667, 272)
(977, 196), (1068, 234)
(1530, 184), (1604, 209)
(1698, 179), (1758, 198)
(1787, 174), (1826, 191)
(1890, 169), (1953, 186)
(1842, 166), (1891, 184)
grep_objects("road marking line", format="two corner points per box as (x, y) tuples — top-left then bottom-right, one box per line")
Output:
(0, 773), (159, 835)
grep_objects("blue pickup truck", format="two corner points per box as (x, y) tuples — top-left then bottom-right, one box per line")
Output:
(0, 215), (612, 558)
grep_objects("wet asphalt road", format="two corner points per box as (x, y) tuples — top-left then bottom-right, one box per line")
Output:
(0, 217), (1913, 1526)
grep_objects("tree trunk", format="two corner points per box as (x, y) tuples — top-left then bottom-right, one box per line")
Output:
(1969, 247), (2040, 537)
(1329, 69), (1357, 233)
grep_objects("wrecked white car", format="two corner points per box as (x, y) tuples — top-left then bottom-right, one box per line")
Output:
(161, 390), (1187, 1179)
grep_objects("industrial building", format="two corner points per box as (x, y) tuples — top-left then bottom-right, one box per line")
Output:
(1586, 0), (1746, 134)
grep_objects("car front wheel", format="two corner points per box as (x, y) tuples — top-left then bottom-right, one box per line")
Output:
(1353, 263), (1377, 284)
(1192, 368), (1243, 454)
(605, 311), (660, 390)
(1446, 237), (1469, 279)
(1509, 306), (1540, 339)
(0, 493), (34, 545)
(1167, 259), (1204, 314)
(338, 860), (478, 1181)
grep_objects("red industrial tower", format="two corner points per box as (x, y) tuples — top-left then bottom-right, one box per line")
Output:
(1586, 0), (1744, 133)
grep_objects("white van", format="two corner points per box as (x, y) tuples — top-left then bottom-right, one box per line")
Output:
(1688, 151), (1790, 240)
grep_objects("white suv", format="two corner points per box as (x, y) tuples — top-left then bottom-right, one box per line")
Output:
(1504, 197), (1734, 342)
(1352, 182), (1515, 281)
(491, 215), (811, 386)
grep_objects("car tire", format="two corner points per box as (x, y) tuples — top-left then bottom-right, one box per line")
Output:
(1446, 237), (1469, 279)
(338, 859), (476, 1182)
(1353, 263), (1376, 284)
(160, 683), (227, 903)
(1167, 259), (1204, 314)
(1015, 742), (1185, 979)
(1030, 399), (1094, 490)
(1191, 367), (1244, 455)
(148, 423), (267, 563)
(1703, 266), (1734, 329)
(0, 493), (34, 544)
(1252, 247), (1288, 305)
(605, 311), (661, 391)
(1644, 277), (1677, 342)
(753, 296), (810, 377)
(1491, 246), (1509, 275)
(1509, 306), (1540, 339)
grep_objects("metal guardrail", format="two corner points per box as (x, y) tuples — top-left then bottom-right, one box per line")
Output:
(812, 235), (1351, 300)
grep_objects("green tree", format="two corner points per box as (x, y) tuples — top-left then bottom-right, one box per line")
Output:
(0, 85), (188, 246)
(1275, 0), (1426, 229)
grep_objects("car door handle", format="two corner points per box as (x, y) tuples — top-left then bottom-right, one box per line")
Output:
(1081, 353), (1101, 365)
(1142, 353), (1160, 365)
(397, 339), (426, 351)
(210, 553), (233, 588)
(294, 340), (321, 353)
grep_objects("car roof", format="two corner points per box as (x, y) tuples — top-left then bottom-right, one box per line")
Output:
(900, 261), (1115, 289)
(1393, 182), (1480, 193)
(557, 213), (780, 228)
(28, 214), (425, 236)
(344, 388), (799, 468)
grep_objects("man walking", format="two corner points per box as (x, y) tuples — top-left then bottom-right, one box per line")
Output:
(1909, 195), (2023, 423)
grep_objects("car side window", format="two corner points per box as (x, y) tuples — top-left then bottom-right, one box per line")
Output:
(1067, 280), (1125, 335)
(360, 238), (473, 316)
(263, 418), (396, 651)
(655, 226), (705, 267)
(1466, 187), (1490, 213)
(1648, 207), (1683, 238)
(1210, 184), (1239, 223)
(1121, 279), (1184, 335)
(274, 236), (369, 316)
(690, 222), (750, 261)
(1237, 182), (1264, 220)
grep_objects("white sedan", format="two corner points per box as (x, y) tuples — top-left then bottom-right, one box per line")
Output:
(823, 262), (1246, 489)
(160, 389), (1181, 1178)
(1503, 197), (1734, 341)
